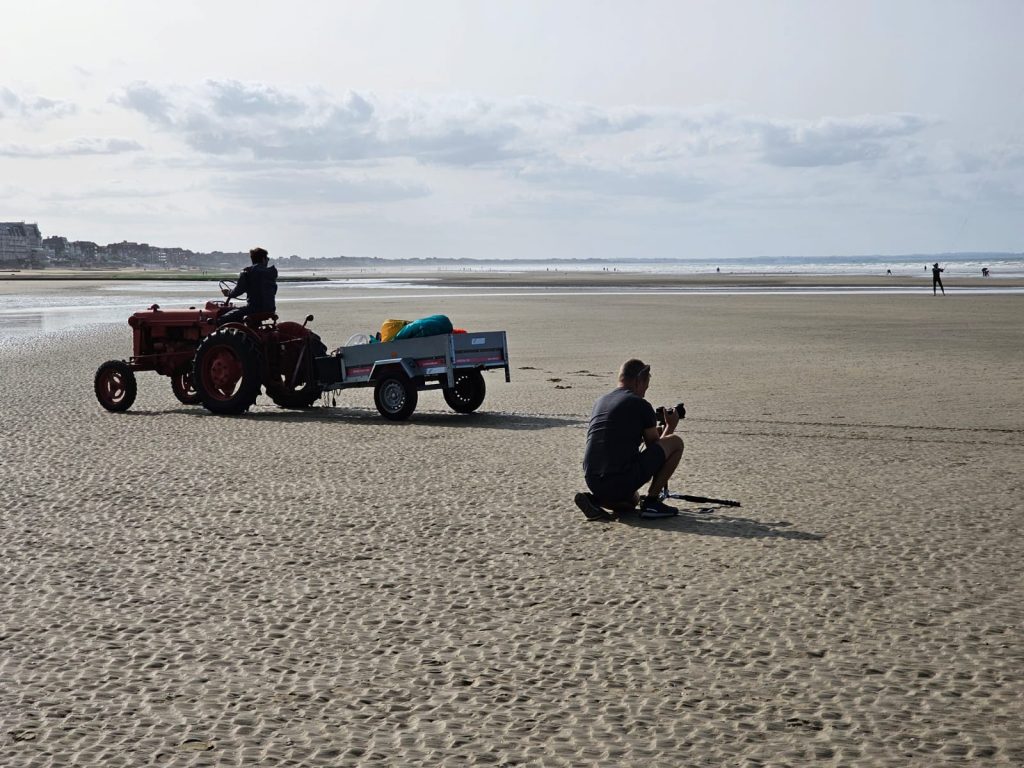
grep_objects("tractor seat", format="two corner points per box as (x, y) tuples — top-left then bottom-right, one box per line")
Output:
(244, 312), (278, 328)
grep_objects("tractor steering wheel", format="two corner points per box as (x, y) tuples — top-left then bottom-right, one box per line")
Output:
(218, 279), (237, 304)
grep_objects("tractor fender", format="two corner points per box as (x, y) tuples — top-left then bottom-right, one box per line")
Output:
(275, 321), (312, 338)
(369, 358), (417, 381)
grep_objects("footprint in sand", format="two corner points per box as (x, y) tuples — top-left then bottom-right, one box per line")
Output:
(180, 740), (214, 752)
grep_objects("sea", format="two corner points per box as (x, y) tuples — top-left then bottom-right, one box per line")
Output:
(2, 254), (1023, 341)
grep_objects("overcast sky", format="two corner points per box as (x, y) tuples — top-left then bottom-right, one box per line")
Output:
(1, 1), (1021, 260)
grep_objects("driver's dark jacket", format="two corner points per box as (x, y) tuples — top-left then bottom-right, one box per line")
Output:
(229, 264), (277, 312)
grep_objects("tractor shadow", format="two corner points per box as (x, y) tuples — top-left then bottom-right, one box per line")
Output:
(617, 509), (825, 541)
(131, 406), (583, 431)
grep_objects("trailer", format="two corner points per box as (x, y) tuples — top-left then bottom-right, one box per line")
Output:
(313, 331), (511, 420)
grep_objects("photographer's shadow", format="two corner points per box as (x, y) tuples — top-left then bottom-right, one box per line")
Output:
(618, 509), (825, 541)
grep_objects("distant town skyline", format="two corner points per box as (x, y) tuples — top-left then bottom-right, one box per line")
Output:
(2, 1), (1022, 260)
(5, 219), (1018, 273)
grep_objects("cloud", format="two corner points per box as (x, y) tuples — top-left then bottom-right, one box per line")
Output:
(211, 171), (429, 205)
(111, 82), (174, 125)
(0, 138), (144, 158)
(110, 81), (667, 168)
(517, 157), (709, 201)
(754, 113), (933, 167)
(572, 105), (655, 135)
(107, 80), (966, 215)
(206, 79), (307, 118)
(42, 183), (181, 202)
(0, 88), (76, 120)
(111, 80), (939, 177)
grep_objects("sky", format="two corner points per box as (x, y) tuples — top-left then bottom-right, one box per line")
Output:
(1, 0), (1022, 261)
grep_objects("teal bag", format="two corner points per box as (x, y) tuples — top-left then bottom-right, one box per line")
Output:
(393, 314), (454, 340)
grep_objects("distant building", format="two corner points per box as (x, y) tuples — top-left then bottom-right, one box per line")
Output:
(101, 240), (152, 264)
(43, 235), (99, 265)
(0, 221), (47, 266)
(42, 235), (69, 262)
(72, 240), (99, 262)
(162, 247), (194, 268)
(2, 222), (249, 269)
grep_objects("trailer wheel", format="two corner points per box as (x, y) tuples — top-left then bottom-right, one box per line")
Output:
(171, 366), (201, 405)
(94, 360), (137, 412)
(267, 334), (327, 409)
(374, 373), (418, 421)
(443, 369), (486, 413)
(194, 328), (262, 414)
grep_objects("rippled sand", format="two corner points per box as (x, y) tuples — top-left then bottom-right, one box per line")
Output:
(1, 280), (1021, 766)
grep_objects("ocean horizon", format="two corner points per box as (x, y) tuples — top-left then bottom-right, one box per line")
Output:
(372, 254), (1024, 278)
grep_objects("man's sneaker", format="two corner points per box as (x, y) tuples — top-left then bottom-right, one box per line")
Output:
(639, 496), (678, 519)
(575, 492), (613, 522)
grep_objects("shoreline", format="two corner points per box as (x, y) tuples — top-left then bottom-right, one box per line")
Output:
(0, 269), (328, 283)
(4, 268), (1023, 290)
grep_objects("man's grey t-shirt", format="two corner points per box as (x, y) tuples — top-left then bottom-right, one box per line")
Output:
(583, 387), (657, 479)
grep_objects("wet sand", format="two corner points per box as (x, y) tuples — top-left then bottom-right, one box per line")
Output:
(1, 276), (1021, 766)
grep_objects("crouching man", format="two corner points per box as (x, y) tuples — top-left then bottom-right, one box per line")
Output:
(575, 359), (684, 521)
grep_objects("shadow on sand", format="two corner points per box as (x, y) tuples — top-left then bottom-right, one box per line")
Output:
(121, 406), (583, 431)
(617, 508), (825, 541)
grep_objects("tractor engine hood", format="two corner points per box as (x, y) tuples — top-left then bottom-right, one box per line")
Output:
(128, 303), (217, 328)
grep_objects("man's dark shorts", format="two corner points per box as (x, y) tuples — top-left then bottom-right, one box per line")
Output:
(585, 444), (666, 503)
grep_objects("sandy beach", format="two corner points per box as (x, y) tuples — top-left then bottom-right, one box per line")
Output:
(1, 274), (1021, 766)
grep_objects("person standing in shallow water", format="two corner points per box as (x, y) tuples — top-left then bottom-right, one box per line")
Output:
(932, 262), (945, 296)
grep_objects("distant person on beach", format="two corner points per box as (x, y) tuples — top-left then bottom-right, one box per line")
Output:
(219, 247), (278, 324)
(982, 267), (990, 277)
(574, 359), (685, 521)
(886, 268), (892, 275)
(932, 262), (945, 296)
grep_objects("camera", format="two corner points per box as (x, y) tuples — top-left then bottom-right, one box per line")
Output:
(656, 402), (686, 426)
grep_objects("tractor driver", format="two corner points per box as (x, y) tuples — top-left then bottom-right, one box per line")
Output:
(574, 359), (685, 521)
(218, 247), (278, 325)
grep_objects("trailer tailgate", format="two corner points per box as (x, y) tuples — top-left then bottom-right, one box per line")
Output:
(453, 331), (509, 381)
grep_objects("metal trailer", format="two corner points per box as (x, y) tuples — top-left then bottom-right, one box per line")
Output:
(313, 331), (511, 420)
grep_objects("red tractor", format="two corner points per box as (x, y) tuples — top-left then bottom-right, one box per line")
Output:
(94, 281), (326, 415)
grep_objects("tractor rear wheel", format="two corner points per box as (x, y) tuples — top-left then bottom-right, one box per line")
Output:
(442, 369), (486, 413)
(171, 366), (201, 405)
(266, 333), (327, 409)
(193, 328), (262, 414)
(374, 373), (418, 421)
(95, 360), (137, 412)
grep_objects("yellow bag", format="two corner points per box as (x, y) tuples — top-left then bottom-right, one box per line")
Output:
(380, 318), (410, 343)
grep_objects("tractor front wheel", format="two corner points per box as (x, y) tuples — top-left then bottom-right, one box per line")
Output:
(171, 366), (201, 405)
(442, 369), (486, 413)
(94, 360), (137, 412)
(193, 328), (263, 414)
(374, 373), (418, 421)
